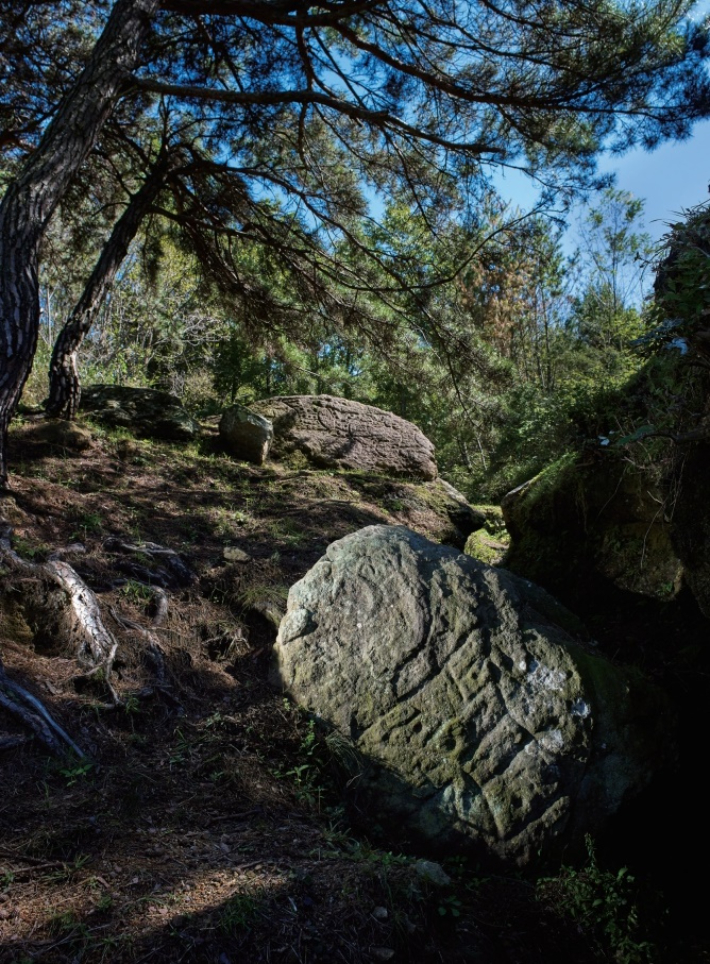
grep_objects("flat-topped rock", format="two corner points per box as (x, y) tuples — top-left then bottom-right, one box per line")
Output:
(253, 395), (437, 480)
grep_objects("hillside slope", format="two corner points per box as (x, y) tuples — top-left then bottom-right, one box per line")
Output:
(0, 418), (692, 963)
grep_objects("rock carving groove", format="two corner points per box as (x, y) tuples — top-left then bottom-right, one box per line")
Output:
(274, 525), (672, 867)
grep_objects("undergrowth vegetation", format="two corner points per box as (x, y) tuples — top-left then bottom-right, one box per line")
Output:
(538, 837), (663, 964)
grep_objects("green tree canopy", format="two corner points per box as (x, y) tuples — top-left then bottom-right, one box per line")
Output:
(0, 0), (708, 480)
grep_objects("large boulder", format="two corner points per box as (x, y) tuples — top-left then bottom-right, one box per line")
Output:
(274, 526), (671, 868)
(252, 395), (437, 480)
(80, 385), (199, 442)
(219, 404), (273, 465)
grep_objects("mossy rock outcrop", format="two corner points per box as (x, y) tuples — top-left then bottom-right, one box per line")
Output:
(413, 479), (487, 549)
(464, 505), (509, 565)
(502, 452), (683, 607)
(80, 385), (200, 442)
(273, 526), (672, 869)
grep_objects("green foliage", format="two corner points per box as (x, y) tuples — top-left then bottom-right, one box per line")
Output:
(0, 870), (15, 892)
(58, 761), (94, 787)
(653, 201), (710, 340)
(273, 716), (328, 808)
(44, 853), (91, 883)
(11, 536), (49, 561)
(69, 509), (103, 541)
(119, 579), (154, 603)
(473, 191), (655, 498)
(436, 894), (462, 918)
(538, 836), (659, 964)
(219, 890), (262, 934)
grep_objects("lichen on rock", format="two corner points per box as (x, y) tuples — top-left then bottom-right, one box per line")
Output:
(253, 395), (438, 480)
(273, 525), (672, 868)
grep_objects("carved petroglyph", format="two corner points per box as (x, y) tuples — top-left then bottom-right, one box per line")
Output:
(274, 525), (672, 866)
(254, 395), (437, 480)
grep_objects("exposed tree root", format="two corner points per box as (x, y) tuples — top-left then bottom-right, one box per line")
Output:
(0, 656), (86, 758)
(109, 606), (181, 708)
(149, 587), (169, 626)
(1, 526), (120, 705)
(103, 537), (197, 588)
(0, 734), (30, 750)
(0, 529), (190, 751)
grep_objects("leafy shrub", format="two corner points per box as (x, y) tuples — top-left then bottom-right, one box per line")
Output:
(537, 836), (660, 964)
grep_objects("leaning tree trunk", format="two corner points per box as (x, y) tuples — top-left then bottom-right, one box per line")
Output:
(46, 155), (173, 419)
(0, 0), (160, 484)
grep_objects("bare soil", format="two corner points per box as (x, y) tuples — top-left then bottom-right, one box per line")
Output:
(0, 419), (703, 963)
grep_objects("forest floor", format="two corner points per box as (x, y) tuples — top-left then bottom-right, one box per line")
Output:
(0, 417), (706, 964)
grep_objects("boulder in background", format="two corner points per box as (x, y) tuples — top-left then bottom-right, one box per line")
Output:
(253, 395), (437, 480)
(80, 385), (199, 442)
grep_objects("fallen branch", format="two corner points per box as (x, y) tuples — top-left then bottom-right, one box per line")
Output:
(0, 848), (64, 864)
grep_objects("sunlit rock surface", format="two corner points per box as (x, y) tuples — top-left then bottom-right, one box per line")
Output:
(274, 525), (672, 867)
(253, 395), (437, 480)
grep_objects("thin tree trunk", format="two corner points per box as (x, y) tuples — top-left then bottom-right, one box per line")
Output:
(0, 0), (159, 483)
(46, 156), (172, 419)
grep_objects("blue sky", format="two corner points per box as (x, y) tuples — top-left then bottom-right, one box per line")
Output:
(495, 116), (710, 246)
(598, 119), (710, 240)
(493, 0), (710, 247)
(492, 114), (710, 295)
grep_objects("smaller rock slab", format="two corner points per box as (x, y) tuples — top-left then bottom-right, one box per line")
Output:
(219, 405), (273, 465)
(253, 395), (437, 480)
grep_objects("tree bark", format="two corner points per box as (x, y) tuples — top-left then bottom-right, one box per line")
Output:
(0, 0), (160, 483)
(46, 155), (173, 419)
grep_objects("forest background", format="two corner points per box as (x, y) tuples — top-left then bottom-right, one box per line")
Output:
(2, 0), (710, 499)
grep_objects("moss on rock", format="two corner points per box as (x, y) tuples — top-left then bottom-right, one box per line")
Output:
(464, 504), (510, 565)
(502, 451), (683, 606)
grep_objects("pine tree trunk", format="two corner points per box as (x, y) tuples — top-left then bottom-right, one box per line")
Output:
(46, 157), (172, 419)
(0, 0), (159, 483)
